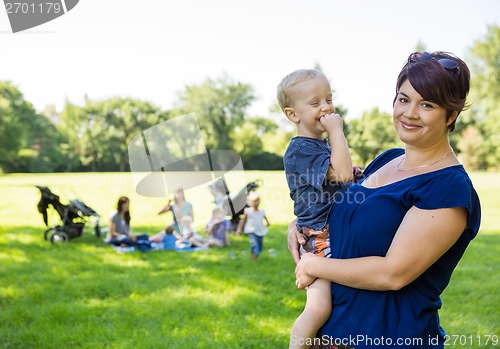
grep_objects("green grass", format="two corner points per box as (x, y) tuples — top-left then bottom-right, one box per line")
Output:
(0, 171), (498, 348)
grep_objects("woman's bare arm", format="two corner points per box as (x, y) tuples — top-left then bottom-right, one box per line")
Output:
(109, 218), (120, 238)
(295, 206), (467, 290)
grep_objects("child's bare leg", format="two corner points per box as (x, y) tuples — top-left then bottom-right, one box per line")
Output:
(190, 238), (208, 248)
(149, 231), (165, 242)
(289, 278), (332, 349)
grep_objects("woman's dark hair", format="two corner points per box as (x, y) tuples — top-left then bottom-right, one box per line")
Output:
(394, 51), (470, 132)
(117, 196), (131, 226)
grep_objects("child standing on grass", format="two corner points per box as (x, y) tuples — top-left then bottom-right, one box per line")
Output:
(277, 69), (353, 349)
(236, 192), (270, 261)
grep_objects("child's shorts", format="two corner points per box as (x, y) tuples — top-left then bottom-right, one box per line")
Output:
(300, 226), (330, 258)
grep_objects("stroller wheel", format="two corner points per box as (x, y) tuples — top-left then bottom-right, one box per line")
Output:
(50, 231), (70, 244)
(44, 227), (56, 241)
(94, 224), (101, 238)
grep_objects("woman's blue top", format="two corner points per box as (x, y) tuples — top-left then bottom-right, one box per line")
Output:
(319, 148), (481, 349)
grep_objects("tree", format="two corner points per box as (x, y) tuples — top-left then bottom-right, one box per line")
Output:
(0, 81), (31, 170)
(57, 97), (166, 172)
(233, 123), (264, 159)
(58, 100), (86, 171)
(415, 40), (427, 53)
(466, 25), (500, 169)
(457, 125), (487, 170)
(175, 76), (255, 151)
(0, 81), (65, 173)
(348, 107), (403, 167)
(78, 97), (165, 171)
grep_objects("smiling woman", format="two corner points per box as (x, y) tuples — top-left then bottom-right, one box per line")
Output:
(290, 51), (481, 349)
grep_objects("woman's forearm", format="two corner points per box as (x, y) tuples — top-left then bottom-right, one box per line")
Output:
(297, 207), (467, 291)
(305, 255), (402, 291)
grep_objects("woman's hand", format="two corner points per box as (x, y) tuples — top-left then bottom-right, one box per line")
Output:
(158, 200), (172, 215)
(295, 253), (317, 289)
(287, 219), (306, 265)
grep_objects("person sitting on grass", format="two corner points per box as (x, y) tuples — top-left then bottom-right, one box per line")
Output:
(205, 206), (232, 247)
(177, 215), (209, 249)
(108, 196), (149, 247)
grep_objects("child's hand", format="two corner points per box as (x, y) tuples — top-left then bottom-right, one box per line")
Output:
(295, 253), (318, 289)
(319, 113), (343, 133)
(352, 165), (363, 183)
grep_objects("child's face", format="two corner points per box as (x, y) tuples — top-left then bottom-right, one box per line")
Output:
(285, 78), (334, 138)
(248, 199), (260, 208)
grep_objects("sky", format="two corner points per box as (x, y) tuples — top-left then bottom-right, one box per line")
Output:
(1, 0), (499, 124)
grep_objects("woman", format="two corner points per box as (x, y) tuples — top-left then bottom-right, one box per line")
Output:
(290, 52), (481, 349)
(109, 196), (137, 246)
(109, 196), (148, 247)
(158, 187), (194, 234)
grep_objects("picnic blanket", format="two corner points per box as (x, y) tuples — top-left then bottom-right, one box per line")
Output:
(109, 234), (208, 253)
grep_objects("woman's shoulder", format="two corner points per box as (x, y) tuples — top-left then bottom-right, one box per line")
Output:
(416, 164), (472, 188)
(411, 165), (481, 238)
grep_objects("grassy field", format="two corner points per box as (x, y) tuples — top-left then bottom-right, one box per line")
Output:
(0, 171), (499, 348)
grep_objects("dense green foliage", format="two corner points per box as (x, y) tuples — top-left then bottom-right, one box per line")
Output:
(1, 26), (499, 173)
(460, 25), (500, 170)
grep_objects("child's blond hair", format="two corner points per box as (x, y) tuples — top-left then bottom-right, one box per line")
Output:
(247, 192), (261, 208)
(277, 69), (329, 111)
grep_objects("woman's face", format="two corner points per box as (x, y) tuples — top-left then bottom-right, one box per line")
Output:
(120, 200), (129, 212)
(393, 80), (455, 148)
(175, 189), (185, 201)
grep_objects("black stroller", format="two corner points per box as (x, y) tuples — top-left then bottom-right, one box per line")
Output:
(36, 186), (101, 243)
(209, 178), (262, 230)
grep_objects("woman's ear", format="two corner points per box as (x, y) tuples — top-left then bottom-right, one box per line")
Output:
(446, 111), (459, 127)
(284, 107), (299, 124)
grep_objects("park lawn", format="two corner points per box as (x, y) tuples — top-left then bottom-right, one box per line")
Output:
(0, 171), (499, 348)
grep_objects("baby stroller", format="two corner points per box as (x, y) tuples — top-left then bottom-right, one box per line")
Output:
(36, 185), (101, 243)
(209, 178), (262, 230)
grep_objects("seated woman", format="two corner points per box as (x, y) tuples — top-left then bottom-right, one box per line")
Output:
(108, 196), (149, 247)
(158, 187), (194, 234)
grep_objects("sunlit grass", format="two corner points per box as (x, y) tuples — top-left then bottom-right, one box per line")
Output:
(0, 171), (498, 348)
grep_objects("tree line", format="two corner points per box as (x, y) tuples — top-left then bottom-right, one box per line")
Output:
(1, 26), (499, 173)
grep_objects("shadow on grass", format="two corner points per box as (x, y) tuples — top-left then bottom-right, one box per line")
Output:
(2, 225), (497, 348)
(0, 224), (301, 349)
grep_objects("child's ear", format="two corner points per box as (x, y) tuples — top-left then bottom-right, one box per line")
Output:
(284, 107), (299, 124)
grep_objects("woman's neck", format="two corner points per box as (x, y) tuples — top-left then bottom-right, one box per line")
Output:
(403, 141), (454, 168)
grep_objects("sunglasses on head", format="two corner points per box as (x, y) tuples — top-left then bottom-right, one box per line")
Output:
(408, 52), (460, 74)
